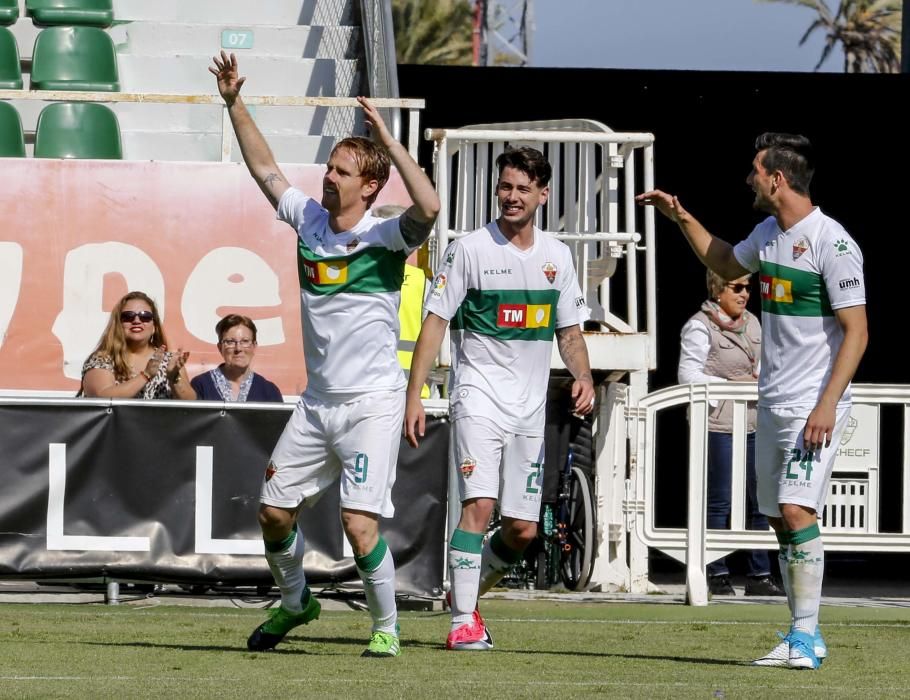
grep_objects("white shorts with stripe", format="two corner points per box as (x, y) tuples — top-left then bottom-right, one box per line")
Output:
(450, 416), (545, 522)
(261, 390), (404, 518)
(756, 403), (851, 517)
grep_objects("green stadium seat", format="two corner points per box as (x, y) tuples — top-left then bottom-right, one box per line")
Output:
(0, 101), (26, 157)
(0, 0), (19, 26)
(30, 26), (120, 91)
(34, 102), (122, 159)
(26, 0), (113, 28)
(0, 26), (22, 89)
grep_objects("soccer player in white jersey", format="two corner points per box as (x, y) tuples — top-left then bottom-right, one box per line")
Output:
(637, 133), (867, 670)
(404, 147), (595, 650)
(210, 52), (439, 657)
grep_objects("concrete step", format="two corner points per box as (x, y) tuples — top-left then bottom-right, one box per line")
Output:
(9, 21), (360, 61)
(118, 131), (338, 163)
(116, 55), (361, 96)
(20, 131), (337, 163)
(112, 0), (356, 26)
(11, 98), (359, 162)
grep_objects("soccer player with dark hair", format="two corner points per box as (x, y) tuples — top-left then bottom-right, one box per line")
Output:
(404, 146), (595, 650)
(637, 132), (867, 669)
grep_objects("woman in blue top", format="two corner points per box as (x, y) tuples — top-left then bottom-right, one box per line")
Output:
(191, 314), (283, 402)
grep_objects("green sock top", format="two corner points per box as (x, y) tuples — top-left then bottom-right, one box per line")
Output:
(450, 528), (484, 555)
(355, 536), (389, 573)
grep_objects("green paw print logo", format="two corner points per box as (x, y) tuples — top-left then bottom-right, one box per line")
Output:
(834, 239), (851, 256)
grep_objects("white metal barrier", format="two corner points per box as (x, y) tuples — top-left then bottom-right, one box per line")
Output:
(628, 382), (910, 605)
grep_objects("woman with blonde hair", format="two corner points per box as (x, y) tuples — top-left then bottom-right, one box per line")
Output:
(80, 291), (195, 399)
(679, 269), (782, 597)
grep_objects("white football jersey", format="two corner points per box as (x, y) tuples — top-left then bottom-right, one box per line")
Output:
(425, 222), (590, 435)
(277, 188), (414, 398)
(733, 207), (865, 408)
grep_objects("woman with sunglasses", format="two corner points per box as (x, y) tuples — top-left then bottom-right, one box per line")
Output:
(190, 314), (283, 402)
(79, 291), (195, 399)
(678, 270), (783, 598)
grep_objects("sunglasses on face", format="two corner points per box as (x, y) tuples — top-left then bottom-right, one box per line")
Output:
(120, 310), (155, 323)
(726, 283), (751, 294)
(220, 338), (254, 348)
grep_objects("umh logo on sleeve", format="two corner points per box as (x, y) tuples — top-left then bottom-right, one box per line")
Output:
(497, 304), (551, 328)
(304, 259), (348, 284)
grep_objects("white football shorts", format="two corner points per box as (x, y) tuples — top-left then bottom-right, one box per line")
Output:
(756, 403), (851, 517)
(450, 416), (545, 522)
(261, 390), (405, 518)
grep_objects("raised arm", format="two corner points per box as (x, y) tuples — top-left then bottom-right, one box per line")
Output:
(210, 51), (290, 209)
(636, 189), (749, 281)
(403, 312), (448, 448)
(358, 96), (440, 245)
(802, 305), (868, 451)
(555, 325), (595, 416)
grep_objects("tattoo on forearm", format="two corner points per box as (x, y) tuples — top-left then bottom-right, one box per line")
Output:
(557, 327), (592, 380)
(263, 172), (286, 189)
(398, 210), (434, 247)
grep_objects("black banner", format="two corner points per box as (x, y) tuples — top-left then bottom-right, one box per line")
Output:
(0, 399), (448, 596)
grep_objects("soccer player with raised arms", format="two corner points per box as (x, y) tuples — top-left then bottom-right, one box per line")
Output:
(210, 51), (439, 657)
(404, 146), (595, 650)
(637, 132), (867, 669)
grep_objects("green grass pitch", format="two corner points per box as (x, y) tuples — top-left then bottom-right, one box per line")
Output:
(1, 598), (908, 698)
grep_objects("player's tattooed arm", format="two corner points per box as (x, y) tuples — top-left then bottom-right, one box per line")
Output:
(398, 209), (435, 247)
(260, 172), (290, 207)
(557, 325), (596, 415)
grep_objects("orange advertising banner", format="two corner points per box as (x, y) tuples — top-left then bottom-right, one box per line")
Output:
(0, 159), (411, 395)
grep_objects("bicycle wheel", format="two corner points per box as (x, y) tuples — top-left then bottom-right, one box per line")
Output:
(559, 466), (595, 591)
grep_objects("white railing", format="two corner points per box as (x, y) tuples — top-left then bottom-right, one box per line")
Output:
(629, 382), (910, 605)
(0, 90), (425, 161)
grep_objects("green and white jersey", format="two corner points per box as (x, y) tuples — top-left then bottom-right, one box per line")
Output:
(425, 223), (589, 435)
(733, 207), (865, 408)
(277, 188), (413, 398)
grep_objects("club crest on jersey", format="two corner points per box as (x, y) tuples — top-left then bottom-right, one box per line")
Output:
(303, 259), (348, 285)
(498, 303), (552, 328)
(460, 458), (476, 478)
(265, 461), (277, 481)
(431, 273), (447, 299)
(792, 237), (808, 260)
(542, 262), (557, 284)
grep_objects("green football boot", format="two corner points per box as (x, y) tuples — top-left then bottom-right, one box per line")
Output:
(247, 589), (321, 651)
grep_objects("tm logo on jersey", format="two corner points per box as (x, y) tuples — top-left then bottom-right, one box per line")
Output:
(498, 304), (551, 329)
(759, 274), (793, 304)
(303, 259), (348, 284)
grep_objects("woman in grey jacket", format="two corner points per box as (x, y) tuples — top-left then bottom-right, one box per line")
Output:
(678, 269), (782, 597)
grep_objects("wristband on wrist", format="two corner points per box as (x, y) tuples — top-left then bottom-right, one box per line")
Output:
(139, 370), (152, 382)
(172, 374), (181, 385)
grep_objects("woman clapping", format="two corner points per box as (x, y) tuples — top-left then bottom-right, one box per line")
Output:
(79, 291), (195, 400)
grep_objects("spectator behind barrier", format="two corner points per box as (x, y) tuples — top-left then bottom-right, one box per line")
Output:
(374, 203), (431, 399)
(79, 291), (195, 399)
(678, 269), (782, 597)
(190, 314), (283, 402)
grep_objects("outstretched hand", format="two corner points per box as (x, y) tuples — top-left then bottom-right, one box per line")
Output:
(357, 96), (393, 147)
(209, 50), (246, 106)
(635, 189), (688, 224)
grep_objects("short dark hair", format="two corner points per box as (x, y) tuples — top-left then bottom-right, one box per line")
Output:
(495, 146), (552, 187)
(216, 314), (258, 343)
(754, 132), (814, 196)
